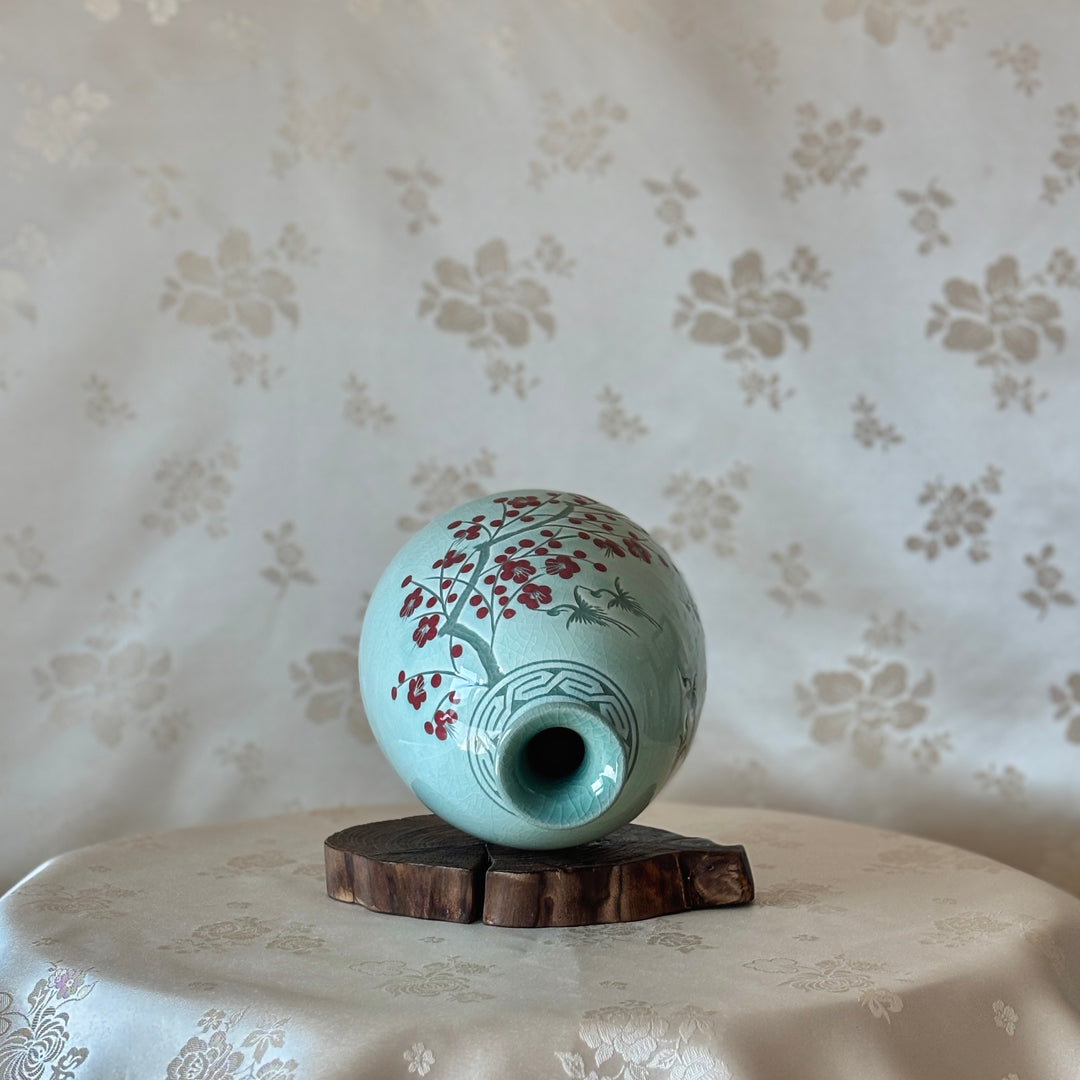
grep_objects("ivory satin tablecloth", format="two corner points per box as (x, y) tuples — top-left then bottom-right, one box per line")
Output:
(2, 803), (1079, 1080)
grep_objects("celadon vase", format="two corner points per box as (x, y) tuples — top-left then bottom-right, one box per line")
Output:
(358, 489), (706, 849)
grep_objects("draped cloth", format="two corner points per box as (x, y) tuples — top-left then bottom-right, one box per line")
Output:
(2, 802), (1079, 1079)
(2, 1), (1079, 911)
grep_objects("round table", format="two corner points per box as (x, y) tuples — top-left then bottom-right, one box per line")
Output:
(2, 803), (1079, 1079)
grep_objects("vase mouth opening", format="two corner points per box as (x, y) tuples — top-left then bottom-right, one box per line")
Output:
(494, 702), (627, 831)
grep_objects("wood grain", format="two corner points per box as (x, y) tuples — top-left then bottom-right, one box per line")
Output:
(325, 816), (488, 922)
(325, 815), (753, 927)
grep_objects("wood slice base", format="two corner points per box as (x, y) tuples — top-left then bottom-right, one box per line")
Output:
(325, 815), (754, 927)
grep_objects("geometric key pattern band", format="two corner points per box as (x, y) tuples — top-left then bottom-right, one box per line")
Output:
(464, 660), (640, 813)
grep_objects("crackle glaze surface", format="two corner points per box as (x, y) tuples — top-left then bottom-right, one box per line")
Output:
(359, 490), (705, 847)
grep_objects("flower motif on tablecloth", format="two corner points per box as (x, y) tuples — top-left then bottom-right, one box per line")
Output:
(164, 916), (277, 954)
(166, 1031), (241, 1080)
(755, 879), (844, 914)
(1042, 104), (1080, 204)
(353, 956), (498, 1002)
(264, 922), (326, 956)
(1049, 673), (1080, 744)
(989, 42), (1041, 95)
(555, 1001), (731, 1080)
(544, 924), (642, 951)
(163, 915), (325, 959)
(290, 634), (372, 740)
(396, 449), (497, 533)
(1021, 544), (1075, 619)
(32, 590), (187, 749)
(227, 851), (296, 872)
(674, 248), (827, 408)
(897, 181), (954, 255)
(404, 1042), (435, 1076)
(643, 171), (698, 246)
(198, 848), (325, 882)
(651, 464), (750, 558)
(418, 237), (570, 396)
(142, 441), (240, 539)
(15, 81), (110, 166)
(927, 252), (1079, 410)
(529, 91), (627, 189)
(851, 395), (903, 450)
(822, 0), (966, 50)
(993, 999), (1019, 1036)
(905, 466), (1001, 562)
(387, 162), (441, 234)
(17, 882), (137, 918)
(644, 928), (714, 954)
(861, 989), (905, 1022)
(165, 1010), (298, 1080)
(3, 525), (57, 599)
(271, 78), (368, 176)
(744, 954), (880, 992)
(597, 385), (648, 442)
(0, 965), (94, 1080)
(783, 104), (883, 201)
(863, 839), (1002, 877)
(919, 911), (1014, 948)
(796, 613), (947, 771)
(161, 226), (316, 388)
(743, 955), (904, 1021)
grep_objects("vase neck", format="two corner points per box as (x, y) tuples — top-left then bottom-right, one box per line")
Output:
(494, 702), (627, 832)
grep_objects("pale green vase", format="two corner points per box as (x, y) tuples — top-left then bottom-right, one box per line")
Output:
(358, 489), (705, 848)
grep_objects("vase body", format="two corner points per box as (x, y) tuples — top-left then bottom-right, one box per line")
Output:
(358, 489), (705, 849)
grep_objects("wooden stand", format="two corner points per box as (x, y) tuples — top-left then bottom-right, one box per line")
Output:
(324, 814), (753, 927)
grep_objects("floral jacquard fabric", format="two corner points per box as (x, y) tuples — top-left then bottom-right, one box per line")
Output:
(0, 967), (94, 1080)
(926, 252), (1078, 411)
(1, 804), (1078, 1077)
(2, 0), (1080, 922)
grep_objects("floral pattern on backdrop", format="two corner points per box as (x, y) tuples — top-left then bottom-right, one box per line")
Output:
(0, 0), (1078, 906)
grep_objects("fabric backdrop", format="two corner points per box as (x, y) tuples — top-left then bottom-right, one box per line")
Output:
(1, 0), (1078, 898)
